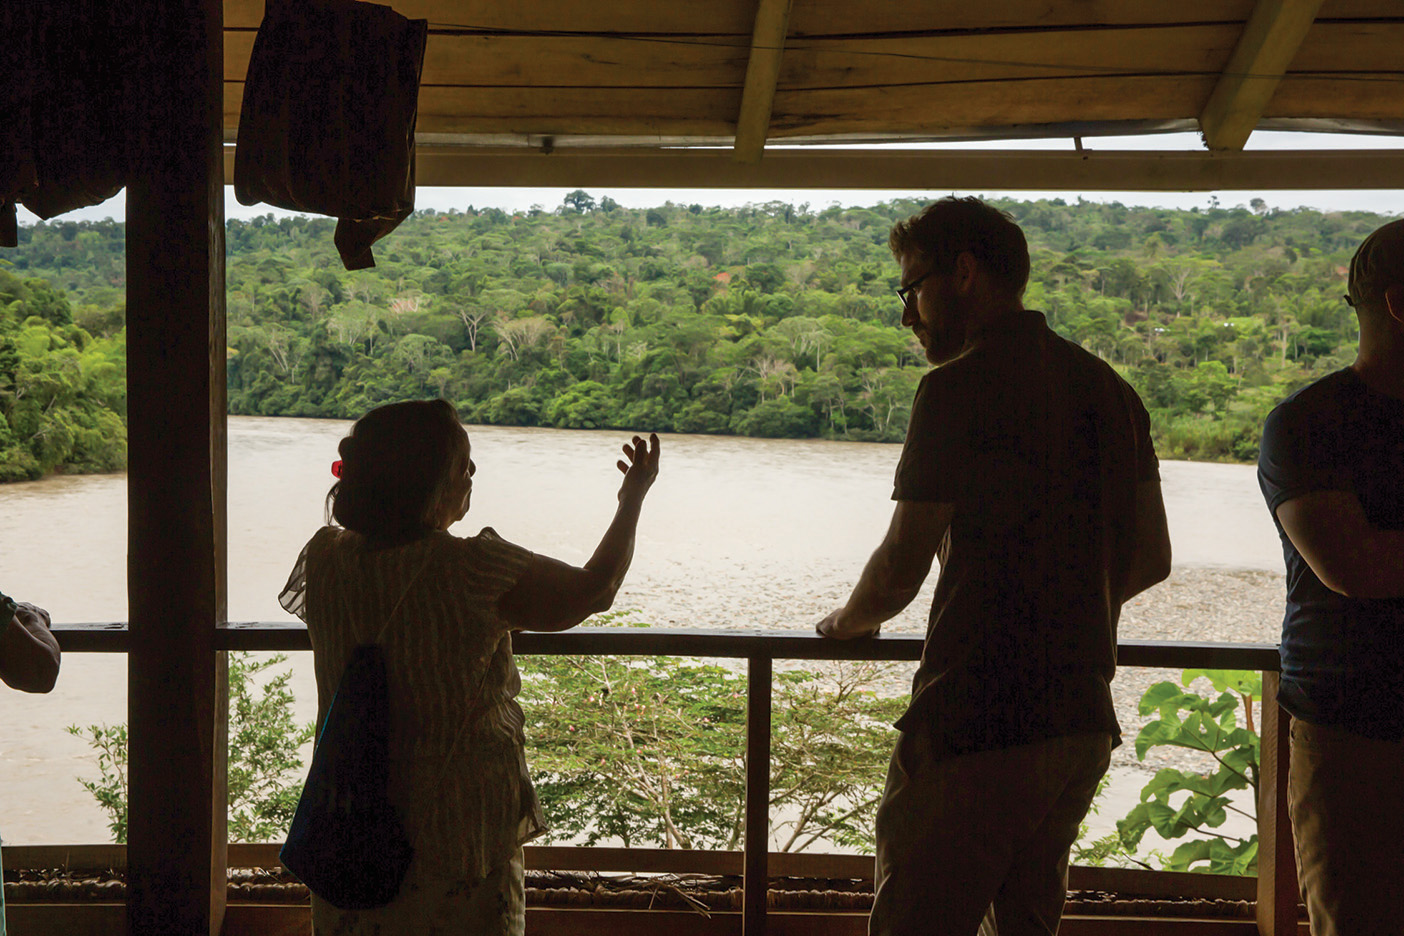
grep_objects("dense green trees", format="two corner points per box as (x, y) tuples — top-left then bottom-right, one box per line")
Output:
(3, 194), (1389, 479)
(0, 268), (126, 481)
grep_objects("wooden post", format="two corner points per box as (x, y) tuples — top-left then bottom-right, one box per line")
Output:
(124, 0), (228, 933)
(744, 656), (772, 936)
(1256, 671), (1298, 936)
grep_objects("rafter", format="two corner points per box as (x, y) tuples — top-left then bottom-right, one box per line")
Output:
(359, 146), (1404, 192)
(1199, 0), (1325, 151)
(732, 0), (793, 164)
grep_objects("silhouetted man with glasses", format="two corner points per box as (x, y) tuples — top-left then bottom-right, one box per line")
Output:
(1257, 218), (1404, 936)
(817, 197), (1171, 936)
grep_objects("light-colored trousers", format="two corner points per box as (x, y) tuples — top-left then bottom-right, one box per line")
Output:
(871, 730), (1113, 936)
(1289, 719), (1404, 936)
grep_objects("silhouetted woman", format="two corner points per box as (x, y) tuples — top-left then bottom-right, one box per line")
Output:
(280, 399), (659, 935)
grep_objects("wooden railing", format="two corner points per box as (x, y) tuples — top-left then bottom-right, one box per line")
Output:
(47, 623), (1296, 936)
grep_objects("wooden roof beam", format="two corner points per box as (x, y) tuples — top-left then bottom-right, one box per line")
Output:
(732, 0), (793, 164)
(223, 145), (1404, 191)
(392, 146), (1404, 192)
(1199, 0), (1325, 151)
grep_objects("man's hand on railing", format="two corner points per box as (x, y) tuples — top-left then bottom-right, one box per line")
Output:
(816, 500), (948, 641)
(0, 600), (61, 693)
(816, 609), (881, 640)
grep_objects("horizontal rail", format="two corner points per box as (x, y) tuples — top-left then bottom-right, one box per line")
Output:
(49, 623), (1281, 671)
(49, 623), (1286, 673)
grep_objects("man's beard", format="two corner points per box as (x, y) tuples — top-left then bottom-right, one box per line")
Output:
(916, 282), (970, 366)
(920, 322), (966, 365)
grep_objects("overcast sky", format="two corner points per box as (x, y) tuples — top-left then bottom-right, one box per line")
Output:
(16, 131), (1404, 227)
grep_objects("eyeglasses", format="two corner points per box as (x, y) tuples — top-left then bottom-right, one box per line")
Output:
(896, 269), (935, 307)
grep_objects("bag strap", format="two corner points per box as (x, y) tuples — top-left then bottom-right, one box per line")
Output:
(355, 539), (439, 648)
(354, 536), (506, 823)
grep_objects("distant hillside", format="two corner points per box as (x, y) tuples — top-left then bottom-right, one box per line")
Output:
(2, 193), (1390, 477)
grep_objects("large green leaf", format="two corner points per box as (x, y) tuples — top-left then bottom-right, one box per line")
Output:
(1113, 669), (1264, 875)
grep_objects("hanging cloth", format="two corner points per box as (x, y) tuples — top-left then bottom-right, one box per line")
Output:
(0, 1), (36, 248)
(0, 1), (35, 248)
(234, 0), (428, 271)
(1, 2), (128, 248)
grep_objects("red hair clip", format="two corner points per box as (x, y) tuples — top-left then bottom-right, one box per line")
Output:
(331, 460), (343, 478)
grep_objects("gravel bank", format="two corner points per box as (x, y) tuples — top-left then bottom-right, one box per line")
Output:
(622, 565), (1285, 776)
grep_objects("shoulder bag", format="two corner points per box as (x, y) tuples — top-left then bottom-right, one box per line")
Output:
(281, 544), (489, 909)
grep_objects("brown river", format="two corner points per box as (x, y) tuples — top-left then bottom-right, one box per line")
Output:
(0, 417), (1284, 845)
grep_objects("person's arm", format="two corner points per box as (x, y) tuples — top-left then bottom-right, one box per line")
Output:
(0, 602), (61, 693)
(1275, 490), (1404, 599)
(498, 434), (660, 632)
(1123, 479), (1172, 602)
(816, 500), (953, 639)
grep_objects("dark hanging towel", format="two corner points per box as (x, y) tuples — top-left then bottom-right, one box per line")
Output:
(0, 3), (36, 248)
(1, 1), (128, 248)
(234, 0), (428, 271)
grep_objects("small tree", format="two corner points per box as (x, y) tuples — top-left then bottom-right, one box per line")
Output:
(521, 619), (903, 852)
(769, 664), (905, 852)
(69, 652), (315, 843)
(562, 190), (597, 214)
(524, 652), (746, 848)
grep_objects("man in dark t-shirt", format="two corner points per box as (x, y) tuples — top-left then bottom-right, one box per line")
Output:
(1256, 219), (1404, 936)
(817, 197), (1170, 936)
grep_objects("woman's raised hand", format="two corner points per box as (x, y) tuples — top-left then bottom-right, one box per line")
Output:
(616, 433), (660, 504)
(500, 434), (661, 632)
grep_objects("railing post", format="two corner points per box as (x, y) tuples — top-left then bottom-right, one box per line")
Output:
(1256, 671), (1298, 936)
(744, 655), (772, 936)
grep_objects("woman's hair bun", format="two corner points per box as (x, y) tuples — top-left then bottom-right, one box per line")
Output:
(327, 400), (465, 539)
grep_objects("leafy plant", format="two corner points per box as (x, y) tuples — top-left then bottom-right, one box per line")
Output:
(69, 651), (315, 843)
(225, 652), (317, 841)
(1111, 669), (1262, 874)
(66, 722), (127, 843)
(1071, 775), (1117, 867)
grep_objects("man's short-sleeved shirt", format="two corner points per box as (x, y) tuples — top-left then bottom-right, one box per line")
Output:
(893, 308), (1158, 760)
(1257, 367), (1404, 740)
